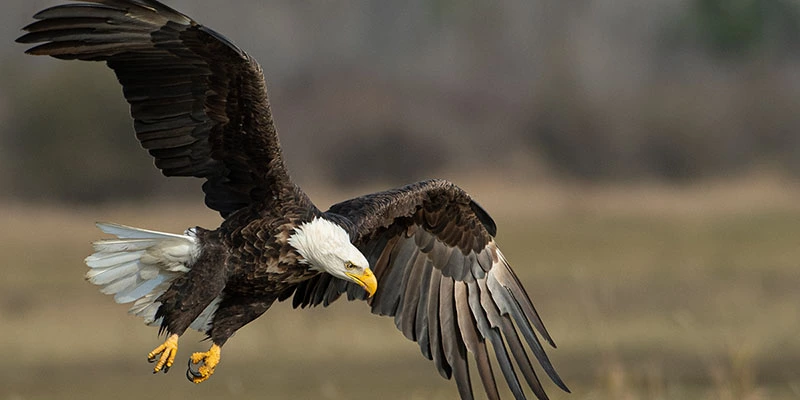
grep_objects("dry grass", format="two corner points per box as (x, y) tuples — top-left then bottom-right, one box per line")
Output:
(2, 179), (800, 399)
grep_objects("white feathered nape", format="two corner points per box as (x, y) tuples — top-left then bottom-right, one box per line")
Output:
(84, 222), (218, 332)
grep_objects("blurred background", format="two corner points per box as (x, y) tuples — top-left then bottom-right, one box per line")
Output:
(2, 0), (800, 399)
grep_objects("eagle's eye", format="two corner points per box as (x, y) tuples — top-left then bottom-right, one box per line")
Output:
(344, 261), (357, 270)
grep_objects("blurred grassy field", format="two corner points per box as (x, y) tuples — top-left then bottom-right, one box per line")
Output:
(2, 178), (800, 400)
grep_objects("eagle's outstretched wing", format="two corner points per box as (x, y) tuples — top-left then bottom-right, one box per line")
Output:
(17, 0), (292, 217)
(286, 179), (569, 400)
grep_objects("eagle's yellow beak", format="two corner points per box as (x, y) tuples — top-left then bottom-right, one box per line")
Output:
(346, 267), (377, 297)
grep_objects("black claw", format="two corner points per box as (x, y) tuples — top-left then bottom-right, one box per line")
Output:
(163, 365), (170, 374)
(147, 357), (156, 363)
(187, 366), (203, 379)
(186, 368), (195, 382)
(187, 357), (203, 379)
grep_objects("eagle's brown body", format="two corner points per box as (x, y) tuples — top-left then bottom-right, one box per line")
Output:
(18, 1), (569, 399)
(158, 184), (320, 344)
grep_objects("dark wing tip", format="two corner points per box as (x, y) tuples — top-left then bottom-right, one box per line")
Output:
(197, 25), (247, 59)
(16, 36), (33, 45)
(470, 200), (497, 237)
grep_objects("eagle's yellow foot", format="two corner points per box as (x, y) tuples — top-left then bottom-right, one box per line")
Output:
(186, 344), (221, 383)
(147, 334), (179, 373)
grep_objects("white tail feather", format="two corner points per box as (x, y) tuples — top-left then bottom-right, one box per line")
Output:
(96, 223), (189, 240)
(86, 251), (145, 268)
(86, 260), (140, 284)
(86, 222), (215, 331)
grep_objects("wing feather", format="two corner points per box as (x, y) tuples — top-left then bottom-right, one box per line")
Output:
(18, 0), (296, 217)
(372, 237), (416, 316)
(476, 278), (526, 400)
(414, 258), (434, 359)
(427, 267), (451, 379)
(492, 253), (557, 347)
(489, 264), (569, 391)
(398, 252), (426, 341)
(455, 281), (500, 400)
(285, 179), (567, 399)
(439, 275), (473, 400)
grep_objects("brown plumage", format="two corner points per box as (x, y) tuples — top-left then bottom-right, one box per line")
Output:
(18, 1), (568, 398)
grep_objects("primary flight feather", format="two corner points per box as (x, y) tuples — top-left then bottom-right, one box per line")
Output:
(17, 1), (569, 398)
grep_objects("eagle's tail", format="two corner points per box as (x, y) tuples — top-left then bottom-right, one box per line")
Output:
(84, 222), (199, 327)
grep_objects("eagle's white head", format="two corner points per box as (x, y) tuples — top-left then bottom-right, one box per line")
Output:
(288, 217), (376, 297)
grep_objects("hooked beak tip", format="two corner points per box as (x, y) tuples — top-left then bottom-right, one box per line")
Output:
(347, 267), (377, 297)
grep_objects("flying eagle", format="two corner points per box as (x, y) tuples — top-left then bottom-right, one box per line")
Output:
(18, 1), (569, 399)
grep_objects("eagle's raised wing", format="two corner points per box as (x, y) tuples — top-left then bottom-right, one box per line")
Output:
(17, 0), (291, 217)
(286, 179), (569, 400)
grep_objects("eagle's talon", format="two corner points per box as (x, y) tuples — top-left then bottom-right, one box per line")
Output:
(187, 366), (203, 380)
(186, 344), (221, 384)
(147, 334), (179, 374)
(187, 357), (202, 378)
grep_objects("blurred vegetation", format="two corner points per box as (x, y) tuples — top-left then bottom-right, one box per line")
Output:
(688, 0), (800, 57)
(1, 0), (799, 201)
(2, 186), (800, 399)
(526, 0), (800, 182)
(6, 64), (161, 202)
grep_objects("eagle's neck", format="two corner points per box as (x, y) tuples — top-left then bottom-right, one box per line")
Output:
(287, 217), (353, 272)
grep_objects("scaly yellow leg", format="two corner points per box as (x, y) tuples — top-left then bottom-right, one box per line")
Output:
(186, 344), (221, 384)
(147, 334), (179, 373)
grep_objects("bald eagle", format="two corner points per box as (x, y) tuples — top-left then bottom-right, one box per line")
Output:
(18, 1), (569, 399)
